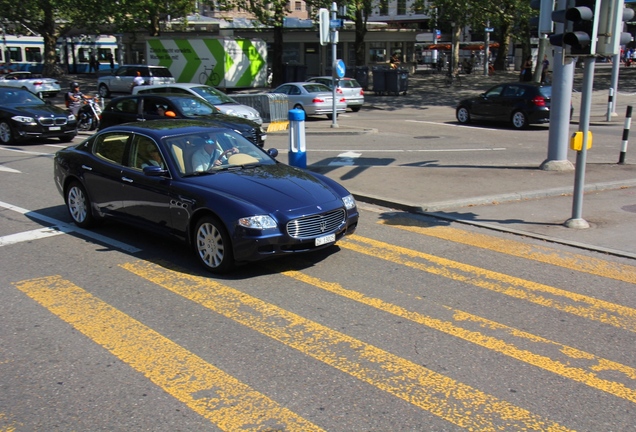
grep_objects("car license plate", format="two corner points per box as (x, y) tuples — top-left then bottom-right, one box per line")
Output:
(315, 233), (335, 246)
(49, 126), (61, 131)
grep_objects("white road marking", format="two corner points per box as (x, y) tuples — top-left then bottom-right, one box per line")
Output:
(0, 227), (65, 246)
(328, 151), (362, 166)
(405, 119), (501, 130)
(0, 200), (141, 253)
(0, 165), (20, 173)
(0, 147), (52, 156)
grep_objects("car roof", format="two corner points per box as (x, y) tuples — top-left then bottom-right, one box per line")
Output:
(99, 119), (233, 135)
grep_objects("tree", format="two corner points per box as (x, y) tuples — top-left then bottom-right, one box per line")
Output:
(0, 0), (111, 76)
(109, 0), (196, 37)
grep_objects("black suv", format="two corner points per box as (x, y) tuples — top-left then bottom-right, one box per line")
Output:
(99, 94), (267, 146)
(97, 65), (175, 98)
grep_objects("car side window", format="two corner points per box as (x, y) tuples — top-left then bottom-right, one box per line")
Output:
(93, 132), (131, 165)
(112, 98), (139, 114)
(115, 67), (127, 77)
(131, 135), (165, 170)
(289, 86), (301, 95)
(484, 86), (504, 98)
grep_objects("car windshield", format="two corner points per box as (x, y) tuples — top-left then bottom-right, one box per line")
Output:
(164, 129), (275, 176)
(191, 86), (236, 105)
(0, 88), (44, 105)
(340, 79), (361, 88)
(172, 96), (218, 116)
(149, 68), (173, 78)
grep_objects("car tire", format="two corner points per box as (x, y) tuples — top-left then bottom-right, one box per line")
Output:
(0, 121), (14, 144)
(351, 106), (361, 113)
(456, 106), (471, 124)
(66, 181), (97, 228)
(98, 84), (110, 98)
(194, 215), (234, 274)
(59, 135), (74, 143)
(327, 113), (338, 120)
(511, 110), (528, 129)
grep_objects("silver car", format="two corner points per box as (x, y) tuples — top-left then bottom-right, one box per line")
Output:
(271, 82), (346, 119)
(97, 65), (175, 97)
(133, 83), (263, 125)
(305, 77), (364, 112)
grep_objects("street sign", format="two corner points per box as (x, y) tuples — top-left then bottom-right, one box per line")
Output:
(330, 19), (343, 28)
(335, 59), (346, 79)
(485, 27), (494, 32)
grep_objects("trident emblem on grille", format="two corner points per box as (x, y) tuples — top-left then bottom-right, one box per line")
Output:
(320, 218), (327, 232)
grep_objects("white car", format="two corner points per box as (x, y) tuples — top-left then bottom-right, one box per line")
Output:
(0, 71), (61, 97)
(133, 83), (263, 125)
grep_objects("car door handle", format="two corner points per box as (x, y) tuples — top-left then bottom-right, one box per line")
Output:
(121, 177), (133, 183)
(81, 165), (92, 171)
(137, 118), (146, 122)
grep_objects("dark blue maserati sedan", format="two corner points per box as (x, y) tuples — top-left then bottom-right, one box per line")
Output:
(53, 120), (358, 273)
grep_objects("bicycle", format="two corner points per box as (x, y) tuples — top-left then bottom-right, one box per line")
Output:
(444, 72), (462, 88)
(199, 65), (220, 86)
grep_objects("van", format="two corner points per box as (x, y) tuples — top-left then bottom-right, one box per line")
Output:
(97, 65), (175, 98)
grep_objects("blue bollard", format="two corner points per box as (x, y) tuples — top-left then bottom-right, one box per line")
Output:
(288, 108), (306, 168)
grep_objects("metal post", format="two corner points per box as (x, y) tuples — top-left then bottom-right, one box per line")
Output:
(483, 21), (490, 76)
(619, 105), (632, 164)
(606, 87), (614, 122)
(330, 2), (338, 128)
(610, 53), (620, 115)
(565, 56), (595, 229)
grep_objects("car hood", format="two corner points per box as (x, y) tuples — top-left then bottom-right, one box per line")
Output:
(10, 104), (68, 116)
(186, 163), (343, 212)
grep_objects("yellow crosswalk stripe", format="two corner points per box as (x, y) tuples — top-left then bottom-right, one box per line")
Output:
(13, 276), (324, 432)
(279, 268), (636, 403)
(121, 260), (572, 431)
(380, 218), (636, 284)
(342, 235), (636, 333)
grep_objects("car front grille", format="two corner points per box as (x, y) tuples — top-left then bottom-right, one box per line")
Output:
(39, 117), (68, 126)
(286, 209), (346, 239)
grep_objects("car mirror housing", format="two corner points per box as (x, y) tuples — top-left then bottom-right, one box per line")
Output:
(267, 148), (279, 158)
(143, 165), (168, 176)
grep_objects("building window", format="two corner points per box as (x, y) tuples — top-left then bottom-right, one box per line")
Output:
(369, 42), (386, 62)
(379, 0), (388, 15)
(295, 1), (302, 11)
(397, 0), (406, 15)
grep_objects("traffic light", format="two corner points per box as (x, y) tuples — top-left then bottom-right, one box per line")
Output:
(549, 0), (601, 56)
(595, 1), (635, 56)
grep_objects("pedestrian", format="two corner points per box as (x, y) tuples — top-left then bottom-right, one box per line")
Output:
(521, 55), (533, 82)
(108, 53), (115, 73)
(541, 55), (550, 84)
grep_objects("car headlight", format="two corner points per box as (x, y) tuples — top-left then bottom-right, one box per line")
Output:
(225, 109), (239, 117)
(68, 114), (76, 121)
(342, 194), (356, 210)
(238, 215), (277, 230)
(12, 115), (36, 124)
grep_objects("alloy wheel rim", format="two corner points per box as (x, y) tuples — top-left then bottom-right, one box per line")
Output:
(197, 223), (224, 268)
(0, 123), (10, 142)
(68, 187), (87, 223)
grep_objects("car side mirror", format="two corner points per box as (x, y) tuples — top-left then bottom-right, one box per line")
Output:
(267, 148), (279, 158)
(480, 93), (487, 98)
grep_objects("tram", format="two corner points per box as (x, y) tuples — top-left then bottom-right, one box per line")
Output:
(1, 34), (119, 73)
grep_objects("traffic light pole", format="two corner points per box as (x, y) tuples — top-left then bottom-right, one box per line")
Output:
(565, 56), (595, 229)
(330, 2), (338, 128)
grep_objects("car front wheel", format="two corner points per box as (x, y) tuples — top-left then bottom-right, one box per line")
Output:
(66, 181), (96, 228)
(456, 106), (471, 124)
(194, 215), (234, 273)
(98, 84), (110, 98)
(511, 110), (528, 129)
(0, 121), (13, 144)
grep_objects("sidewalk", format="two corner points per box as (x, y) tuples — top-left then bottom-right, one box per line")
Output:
(294, 68), (636, 259)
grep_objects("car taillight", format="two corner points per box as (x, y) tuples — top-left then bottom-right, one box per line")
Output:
(532, 96), (546, 107)
(336, 88), (343, 94)
(339, 97), (346, 102)
(34, 81), (43, 86)
(312, 97), (325, 103)
(360, 89), (365, 95)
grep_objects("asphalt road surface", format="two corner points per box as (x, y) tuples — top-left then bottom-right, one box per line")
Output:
(1, 92), (636, 431)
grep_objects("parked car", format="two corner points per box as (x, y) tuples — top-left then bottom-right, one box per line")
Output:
(97, 65), (175, 98)
(99, 94), (266, 146)
(0, 71), (61, 97)
(456, 83), (554, 129)
(270, 82), (346, 119)
(53, 121), (358, 273)
(133, 83), (263, 125)
(0, 86), (77, 144)
(305, 76), (364, 112)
